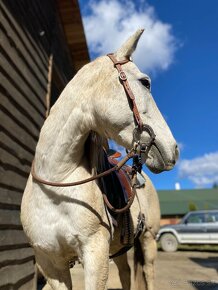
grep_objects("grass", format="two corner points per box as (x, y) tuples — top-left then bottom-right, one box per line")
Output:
(157, 243), (218, 252)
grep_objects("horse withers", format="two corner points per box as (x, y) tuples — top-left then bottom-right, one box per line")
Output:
(21, 29), (179, 290)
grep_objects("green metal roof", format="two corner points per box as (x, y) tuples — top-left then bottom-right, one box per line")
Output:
(157, 188), (218, 216)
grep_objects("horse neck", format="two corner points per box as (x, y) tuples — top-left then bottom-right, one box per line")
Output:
(34, 59), (117, 181)
(34, 82), (94, 181)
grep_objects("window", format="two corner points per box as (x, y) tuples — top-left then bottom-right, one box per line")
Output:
(205, 212), (218, 223)
(187, 213), (205, 223)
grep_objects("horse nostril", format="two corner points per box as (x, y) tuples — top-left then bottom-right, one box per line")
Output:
(174, 144), (179, 161)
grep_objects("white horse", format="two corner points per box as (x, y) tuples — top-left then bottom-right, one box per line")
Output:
(21, 29), (179, 290)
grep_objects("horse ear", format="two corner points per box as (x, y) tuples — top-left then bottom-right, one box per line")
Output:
(115, 29), (144, 60)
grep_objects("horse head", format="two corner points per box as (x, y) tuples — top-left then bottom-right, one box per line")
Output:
(84, 29), (179, 173)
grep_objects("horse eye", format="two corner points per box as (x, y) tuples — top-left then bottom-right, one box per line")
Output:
(140, 78), (151, 90)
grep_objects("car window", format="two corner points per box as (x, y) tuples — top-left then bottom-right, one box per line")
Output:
(205, 212), (218, 223)
(186, 213), (205, 223)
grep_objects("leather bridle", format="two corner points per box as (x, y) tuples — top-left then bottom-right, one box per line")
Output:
(107, 54), (143, 130)
(107, 53), (156, 161)
(31, 54), (156, 211)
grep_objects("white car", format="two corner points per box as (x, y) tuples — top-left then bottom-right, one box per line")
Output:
(157, 210), (218, 252)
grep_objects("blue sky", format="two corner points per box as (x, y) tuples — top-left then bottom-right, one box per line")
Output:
(78, 0), (218, 190)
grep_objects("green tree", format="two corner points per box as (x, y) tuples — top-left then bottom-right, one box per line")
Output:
(188, 202), (197, 211)
(213, 183), (218, 188)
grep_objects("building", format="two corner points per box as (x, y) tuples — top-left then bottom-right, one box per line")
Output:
(158, 188), (218, 225)
(0, 0), (89, 288)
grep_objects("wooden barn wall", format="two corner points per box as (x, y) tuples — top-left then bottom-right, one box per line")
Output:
(0, 0), (75, 289)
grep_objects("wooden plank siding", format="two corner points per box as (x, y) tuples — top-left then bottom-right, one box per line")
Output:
(0, 0), (89, 288)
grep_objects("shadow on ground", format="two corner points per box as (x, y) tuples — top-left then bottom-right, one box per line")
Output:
(189, 256), (218, 273)
(189, 280), (218, 290)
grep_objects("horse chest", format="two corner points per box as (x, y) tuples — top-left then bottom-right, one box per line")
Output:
(25, 185), (108, 249)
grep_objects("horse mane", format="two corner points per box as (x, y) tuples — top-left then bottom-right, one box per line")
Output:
(84, 131), (109, 175)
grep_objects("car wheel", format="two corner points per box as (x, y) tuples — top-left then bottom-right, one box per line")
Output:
(160, 233), (178, 252)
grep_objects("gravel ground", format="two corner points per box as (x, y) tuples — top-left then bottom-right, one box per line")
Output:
(69, 251), (218, 290)
(154, 251), (218, 290)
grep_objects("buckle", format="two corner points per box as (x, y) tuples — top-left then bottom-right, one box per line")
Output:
(119, 71), (127, 81)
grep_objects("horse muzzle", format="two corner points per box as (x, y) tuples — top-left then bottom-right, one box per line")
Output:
(145, 141), (179, 173)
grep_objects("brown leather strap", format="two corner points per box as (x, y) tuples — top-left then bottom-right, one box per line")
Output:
(102, 170), (137, 214)
(107, 54), (143, 131)
(31, 150), (135, 187)
(107, 53), (130, 65)
(102, 178), (136, 214)
(31, 150), (138, 213)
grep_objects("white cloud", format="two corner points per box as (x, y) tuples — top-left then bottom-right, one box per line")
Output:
(82, 0), (178, 74)
(178, 152), (218, 187)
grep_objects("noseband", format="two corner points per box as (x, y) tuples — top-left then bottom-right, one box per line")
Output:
(107, 54), (156, 163)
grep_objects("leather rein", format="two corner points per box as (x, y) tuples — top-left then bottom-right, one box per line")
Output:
(31, 53), (156, 213)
